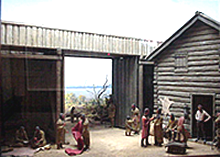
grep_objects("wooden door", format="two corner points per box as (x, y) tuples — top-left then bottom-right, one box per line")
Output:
(192, 95), (213, 140)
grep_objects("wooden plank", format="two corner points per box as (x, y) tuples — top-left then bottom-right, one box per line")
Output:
(157, 86), (220, 93)
(6, 24), (13, 45)
(188, 54), (219, 61)
(32, 27), (37, 47)
(188, 65), (218, 72)
(188, 50), (219, 56)
(26, 26), (33, 46)
(1, 24), (5, 44)
(169, 44), (219, 54)
(171, 39), (220, 49)
(157, 76), (220, 82)
(188, 60), (219, 67)
(158, 90), (190, 98)
(157, 81), (220, 88)
(37, 27), (43, 46)
(47, 29), (52, 48)
(157, 67), (175, 72)
(1, 53), (62, 60)
(13, 25), (19, 45)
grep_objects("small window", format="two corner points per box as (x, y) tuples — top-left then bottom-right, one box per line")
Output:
(175, 52), (188, 72)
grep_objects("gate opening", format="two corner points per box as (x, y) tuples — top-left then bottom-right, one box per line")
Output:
(64, 57), (112, 123)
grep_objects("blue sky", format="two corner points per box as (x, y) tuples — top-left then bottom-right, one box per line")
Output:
(2, 0), (220, 87)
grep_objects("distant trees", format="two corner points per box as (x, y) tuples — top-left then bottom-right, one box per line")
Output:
(86, 75), (109, 106)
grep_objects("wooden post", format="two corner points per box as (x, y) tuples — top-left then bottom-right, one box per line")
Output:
(0, 1), (3, 154)
(56, 49), (62, 120)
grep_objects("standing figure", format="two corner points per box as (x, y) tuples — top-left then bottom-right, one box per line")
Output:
(31, 126), (47, 148)
(141, 108), (154, 147)
(125, 116), (134, 136)
(107, 95), (116, 127)
(70, 106), (75, 123)
(165, 114), (177, 141)
(154, 108), (163, 146)
(177, 116), (189, 146)
(131, 104), (140, 134)
(195, 104), (211, 144)
(65, 114), (90, 156)
(82, 115), (90, 150)
(56, 113), (68, 149)
(15, 126), (29, 147)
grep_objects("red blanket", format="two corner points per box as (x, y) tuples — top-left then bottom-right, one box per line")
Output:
(65, 121), (84, 156)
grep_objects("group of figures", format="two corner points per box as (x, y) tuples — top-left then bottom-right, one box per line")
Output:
(13, 102), (220, 156)
(125, 103), (218, 149)
(125, 104), (181, 147)
(15, 126), (47, 149)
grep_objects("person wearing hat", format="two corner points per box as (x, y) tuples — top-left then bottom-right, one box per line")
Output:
(125, 115), (134, 136)
(31, 126), (47, 148)
(141, 108), (154, 147)
(131, 104), (140, 134)
(15, 126), (29, 147)
(56, 113), (68, 149)
(195, 104), (211, 144)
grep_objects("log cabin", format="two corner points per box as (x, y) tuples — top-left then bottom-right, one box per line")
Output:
(146, 11), (220, 140)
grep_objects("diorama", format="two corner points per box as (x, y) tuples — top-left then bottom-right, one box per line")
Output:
(0, 8), (220, 157)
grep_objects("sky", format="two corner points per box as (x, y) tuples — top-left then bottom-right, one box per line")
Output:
(1, 0), (220, 87)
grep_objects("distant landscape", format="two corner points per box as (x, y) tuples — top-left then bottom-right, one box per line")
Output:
(65, 85), (112, 99)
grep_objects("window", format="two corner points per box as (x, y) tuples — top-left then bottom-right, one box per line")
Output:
(175, 52), (188, 72)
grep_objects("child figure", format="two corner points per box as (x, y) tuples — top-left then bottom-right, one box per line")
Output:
(141, 108), (154, 147)
(125, 116), (134, 136)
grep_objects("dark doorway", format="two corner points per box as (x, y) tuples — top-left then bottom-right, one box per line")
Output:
(192, 95), (213, 140)
(143, 65), (154, 117)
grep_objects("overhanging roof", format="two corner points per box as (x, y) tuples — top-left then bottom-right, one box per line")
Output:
(146, 11), (220, 61)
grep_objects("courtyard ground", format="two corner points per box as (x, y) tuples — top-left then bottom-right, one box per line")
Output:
(32, 121), (220, 157)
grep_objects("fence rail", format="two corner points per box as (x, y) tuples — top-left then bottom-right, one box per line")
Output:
(1, 21), (161, 56)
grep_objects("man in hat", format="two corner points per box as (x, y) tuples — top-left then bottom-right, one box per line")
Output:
(195, 104), (211, 144)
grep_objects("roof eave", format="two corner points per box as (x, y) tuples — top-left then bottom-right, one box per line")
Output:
(146, 12), (220, 61)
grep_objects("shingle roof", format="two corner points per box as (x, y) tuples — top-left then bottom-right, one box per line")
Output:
(146, 11), (220, 61)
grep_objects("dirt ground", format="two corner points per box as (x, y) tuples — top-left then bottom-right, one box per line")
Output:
(32, 121), (220, 157)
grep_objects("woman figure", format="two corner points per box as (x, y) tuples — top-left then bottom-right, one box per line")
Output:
(141, 108), (154, 147)
(165, 114), (177, 141)
(154, 108), (163, 146)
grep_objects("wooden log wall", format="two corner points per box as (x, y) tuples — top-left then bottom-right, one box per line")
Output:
(113, 56), (139, 127)
(1, 21), (158, 56)
(153, 21), (220, 132)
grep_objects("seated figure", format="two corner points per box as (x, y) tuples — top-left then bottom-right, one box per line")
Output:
(125, 116), (134, 136)
(165, 114), (177, 141)
(31, 126), (47, 148)
(15, 126), (29, 147)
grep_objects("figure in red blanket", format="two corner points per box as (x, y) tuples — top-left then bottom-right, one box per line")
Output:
(65, 114), (90, 156)
(141, 108), (154, 147)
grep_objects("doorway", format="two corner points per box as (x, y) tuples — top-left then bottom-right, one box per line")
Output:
(192, 95), (213, 140)
(142, 65), (154, 117)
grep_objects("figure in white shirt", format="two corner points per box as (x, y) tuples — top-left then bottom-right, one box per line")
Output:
(195, 104), (211, 144)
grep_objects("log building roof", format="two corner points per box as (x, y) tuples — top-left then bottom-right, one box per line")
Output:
(146, 11), (220, 61)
